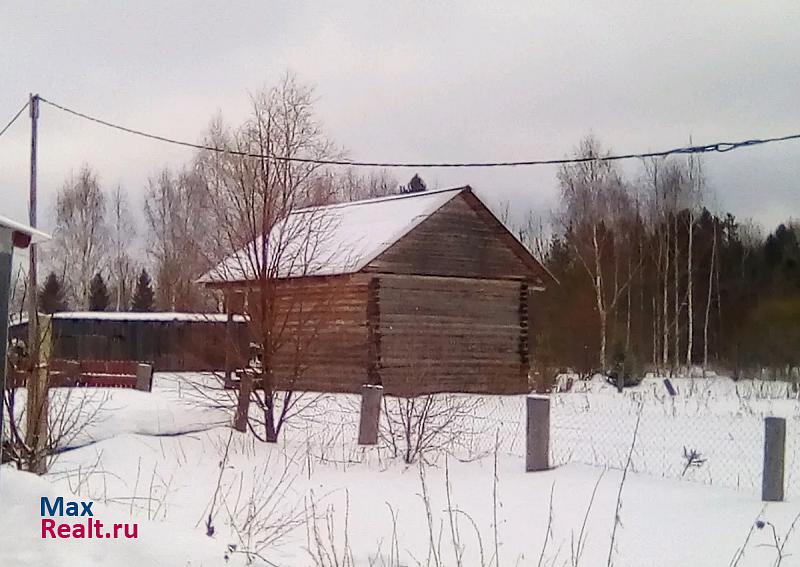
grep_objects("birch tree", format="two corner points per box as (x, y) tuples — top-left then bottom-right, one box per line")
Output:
(703, 218), (717, 372)
(323, 167), (399, 202)
(645, 158), (692, 372)
(52, 165), (108, 307)
(109, 185), (137, 310)
(557, 136), (636, 369)
(144, 168), (213, 310)
(685, 152), (706, 366)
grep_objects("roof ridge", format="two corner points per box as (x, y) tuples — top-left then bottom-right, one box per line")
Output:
(292, 185), (469, 214)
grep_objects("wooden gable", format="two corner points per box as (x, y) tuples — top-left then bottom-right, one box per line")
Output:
(363, 188), (550, 283)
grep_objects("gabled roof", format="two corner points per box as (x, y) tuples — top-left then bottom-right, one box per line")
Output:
(199, 187), (466, 283)
(199, 186), (554, 284)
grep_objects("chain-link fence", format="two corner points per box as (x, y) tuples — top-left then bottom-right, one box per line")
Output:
(410, 378), (800, 499)
(549, 394), (767, 494)
(256, 377), (800, 499)
(785, 418), (800, 497)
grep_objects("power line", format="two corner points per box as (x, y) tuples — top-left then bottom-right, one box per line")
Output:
(0, 101), (30, 140)
(37, 96), (800, 168)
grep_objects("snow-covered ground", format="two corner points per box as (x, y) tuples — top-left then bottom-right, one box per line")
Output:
(2, 373), (800, 566)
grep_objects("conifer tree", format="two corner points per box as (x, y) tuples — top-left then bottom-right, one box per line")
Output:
(38, 272), (67, 314)
(131, 269), (155, 312)
(88, 273), (110, 311)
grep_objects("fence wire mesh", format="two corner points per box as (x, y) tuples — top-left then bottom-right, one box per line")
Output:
(418, 377), (800, 499)
(548, 393), (766, 494)
(785, 417), (800, 498)
(231, 376), (800, 498)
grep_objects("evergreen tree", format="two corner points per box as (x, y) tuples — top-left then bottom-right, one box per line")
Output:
(131, 269), (155, 312)
(88, 273), (110, 311)
(38, 272), (67, 314)
(401, 174), (427, 194)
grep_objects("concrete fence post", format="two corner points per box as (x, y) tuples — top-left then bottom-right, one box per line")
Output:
(64, 360), (81, 387)
(358, 384), (383, 445)
(233, 370), (253, 433)
(526, 395), (550, 472)
(135, 363), (153, 392)
(762, 416), (786, 502)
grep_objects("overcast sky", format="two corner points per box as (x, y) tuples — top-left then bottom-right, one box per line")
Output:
(2, 1), (799, 244)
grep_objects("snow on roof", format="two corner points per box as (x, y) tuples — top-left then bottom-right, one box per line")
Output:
(9, 312), (247, 326)
(199, 186), (467, 283)
(0, 214), (50, 244)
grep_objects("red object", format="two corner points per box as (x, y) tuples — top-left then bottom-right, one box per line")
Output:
(11, 230), (31, 249)
(6, 359), (143, 389)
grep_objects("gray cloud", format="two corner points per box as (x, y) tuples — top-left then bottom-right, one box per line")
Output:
(1, 0), (798, 235)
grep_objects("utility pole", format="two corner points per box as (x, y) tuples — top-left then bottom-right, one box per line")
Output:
(28, 93), (38, 329)
(26, 92), (48, 474)
(28, 94), (39, 350)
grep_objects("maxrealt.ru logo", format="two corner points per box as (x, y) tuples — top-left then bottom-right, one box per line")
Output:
(40, 497), (138, 539)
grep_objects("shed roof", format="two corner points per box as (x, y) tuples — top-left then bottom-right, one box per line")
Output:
(9, 311), (247, 327)
(199, 186), (553, 284)
(0, 214), (51, 246)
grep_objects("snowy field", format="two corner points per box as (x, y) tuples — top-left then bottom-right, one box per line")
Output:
(2, 373), (800, 566)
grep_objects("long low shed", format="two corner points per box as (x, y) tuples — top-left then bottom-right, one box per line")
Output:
(200, 186), (556, 396)
(9, 312), (249, 372)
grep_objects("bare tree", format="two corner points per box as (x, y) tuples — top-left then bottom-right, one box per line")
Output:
(557, 136), (637, 368)
(3, 314), (108, 473)
(196, 73), (341, 442)
(644, 158), (686, 372)
(51, 165), (108, 307)
(703, 219), (717, 373)
(144, 167), (213, 310)
(321, 167), (399, 203)
(644, 156), (701, 373)
(108, 185), (137, 310)
(4, 384), (108, 472)
(685, 152), (706, 367)
(517, 209), (551, 264)
(380, 394), (486, 464)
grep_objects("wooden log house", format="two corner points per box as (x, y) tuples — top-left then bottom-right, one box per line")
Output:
(200, 186), (555, 396)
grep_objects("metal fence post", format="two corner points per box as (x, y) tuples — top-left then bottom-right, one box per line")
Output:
(762, 417), (786, 502)
(526, 395), (550, 472)
(358, 384), (383, 445)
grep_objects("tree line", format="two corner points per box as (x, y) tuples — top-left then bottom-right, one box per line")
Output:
(23, 73), (796, 378)
(24, 162), (412, 314)
(38, 269), (155, 313)
(31, 165), (420, 314)
(531, 136), (799, 377)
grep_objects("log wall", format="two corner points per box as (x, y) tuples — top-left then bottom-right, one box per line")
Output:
(246, 275), (371, 393)
(376, 275), (529, 395)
